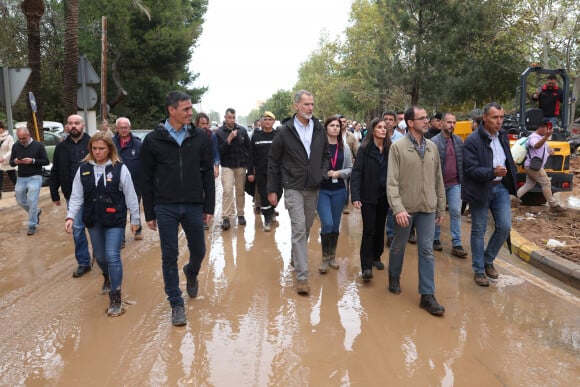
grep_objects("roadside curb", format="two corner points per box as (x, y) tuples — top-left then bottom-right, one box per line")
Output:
(510, 229), (580, 289)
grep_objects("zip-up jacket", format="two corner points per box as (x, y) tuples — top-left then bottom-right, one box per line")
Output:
(140, 122), (215, 221)
(50, 133), (91, 201)
(267, 115), (330, 193)
(248, 129), (277, 175)
(113, 133), (142, 194)
(462, 126), (517, 208)
(214, 124), (250, 168)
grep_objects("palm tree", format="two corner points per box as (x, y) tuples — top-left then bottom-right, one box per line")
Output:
(21, 0), (45, 140)
(63, 0), (79, 118)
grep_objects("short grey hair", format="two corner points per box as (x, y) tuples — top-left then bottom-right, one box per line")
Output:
(115, 117), (131, 126)
(294, 90), (313, 104)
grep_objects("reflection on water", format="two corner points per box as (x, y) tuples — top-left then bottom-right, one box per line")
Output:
(401, 336), (418, 376)
(337, 281), (362, 352)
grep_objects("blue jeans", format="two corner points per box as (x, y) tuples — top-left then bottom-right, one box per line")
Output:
(317, 188), (347, 234)
(14, 174), (42, 228)
(385, 208), (394, 239)
(66, 200), (91, 267)
(284, 189), (319, 282)
(434, 184), (462, 246)
(470, 183), (512, 273)
(155, 203), (206, 307)
(389, 212), (436, 294)
(88, 225), (124, 291)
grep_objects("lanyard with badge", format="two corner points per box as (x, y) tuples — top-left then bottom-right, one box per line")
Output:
(330, 144), (339, 183)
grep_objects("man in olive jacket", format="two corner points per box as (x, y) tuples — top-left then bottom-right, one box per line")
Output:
(267, 90), (330, 295)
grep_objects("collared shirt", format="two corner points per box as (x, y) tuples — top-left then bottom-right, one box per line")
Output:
(391, 130), (404, 143)
(483, 129), (506, 181)
(164, 119), (187, 146)
(293, 116), (313, 158)
(407, 133), (426, 158)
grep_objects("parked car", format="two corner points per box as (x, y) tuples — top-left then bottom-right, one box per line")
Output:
(15, 121), (65, 136)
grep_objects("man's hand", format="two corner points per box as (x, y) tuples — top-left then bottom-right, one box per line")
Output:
(247, 174), (255, 182)
(268, 192), (278, 207)
(494, 165), (507, 177)
(147, 220), (157, 231)
(214, 164), (219, 178)
(352, 201), (362, 209)
(435, 216), (445, 226)
(203, 214), (213, 224)
(53, 200), (61, 207)
(395, 211), (412, 228)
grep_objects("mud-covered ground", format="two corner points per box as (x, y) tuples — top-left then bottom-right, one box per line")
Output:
(511, 156), (580, 263)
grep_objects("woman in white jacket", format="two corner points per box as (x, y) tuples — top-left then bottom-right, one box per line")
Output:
(65, 132), (140, 317)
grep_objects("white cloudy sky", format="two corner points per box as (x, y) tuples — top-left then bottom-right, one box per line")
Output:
(189, 0), (353, 118)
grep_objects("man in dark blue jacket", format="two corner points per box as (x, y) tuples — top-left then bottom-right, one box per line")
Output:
(50, 114), (92, 277)
(268, 90), (330, 295)
(113, 117), (143, 240)
(462, 102), (517, 287)
(141, 91), (215, 326)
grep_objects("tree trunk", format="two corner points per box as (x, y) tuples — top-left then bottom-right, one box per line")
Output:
(63, 0), (79, 118)
(21, 0), (45, 141)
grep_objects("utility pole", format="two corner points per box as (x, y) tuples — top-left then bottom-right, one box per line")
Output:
(100, 16), (108, 125)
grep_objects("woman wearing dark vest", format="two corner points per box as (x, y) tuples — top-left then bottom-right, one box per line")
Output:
(65, 132), (140, 317)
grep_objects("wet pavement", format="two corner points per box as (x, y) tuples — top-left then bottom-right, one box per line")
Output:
(0, 188), (579, 386)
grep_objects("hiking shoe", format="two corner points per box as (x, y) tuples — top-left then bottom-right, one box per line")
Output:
(73, 265), (91, 278)
(183, 264), (198, 298)
(27, 226), (36, 235)
(549, 203), (565, 213)
(121, 241), (126, 249)
(362, 269), (373, 282)
(319, 260), (329, 274)
(264, 221), (272, 232)
(106, 290), (125, 317)
(171, 305), (187, 326)
(296, 281), (310, 295)
(134, 229), (143, 240)
(451, 246), (468, 258)
(372, 260), (385, 270)
(433, 240), (443, 251)
(221, 218), (230, 231)
(419, 294), (445, 316)
(238, 216), (246, 226)
(474, 273), (489, 287)
(388, 275), (401, 294)
(408, 232), (416, 244)
(484, 263), (499, 279)
(328, 258), (339, 269)
(101, 274), (111, 295)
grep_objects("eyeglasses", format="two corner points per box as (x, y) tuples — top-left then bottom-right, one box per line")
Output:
(412, 116), (429, 121)
(18, 136), (30, 141)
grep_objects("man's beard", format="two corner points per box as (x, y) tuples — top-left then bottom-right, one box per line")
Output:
(69, 129), (82, 138)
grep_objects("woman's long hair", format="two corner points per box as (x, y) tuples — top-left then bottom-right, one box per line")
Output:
(324, 116), (344, 150)
(82, 131), (122, 164)
(360, 118), (392, 152)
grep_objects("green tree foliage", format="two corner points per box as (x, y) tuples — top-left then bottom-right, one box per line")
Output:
(261, 89), (294, 122)
(79, 0), (208, 127)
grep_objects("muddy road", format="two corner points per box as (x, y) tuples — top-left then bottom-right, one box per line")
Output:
(0, 189), (578, 386)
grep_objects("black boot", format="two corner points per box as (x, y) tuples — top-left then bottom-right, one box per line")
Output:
(101, 273), (111, 295)
(420, 294), (445, 316)
(388, 275), (401, 294)
(106, 289), (125, 317)
(319, 233), (331, 274)
(328, 232), (339, 269)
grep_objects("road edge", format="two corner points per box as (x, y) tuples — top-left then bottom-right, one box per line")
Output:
(510, 230), (580, 290)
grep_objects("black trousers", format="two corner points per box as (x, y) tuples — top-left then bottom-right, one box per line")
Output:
(359, 195), (388, 270)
